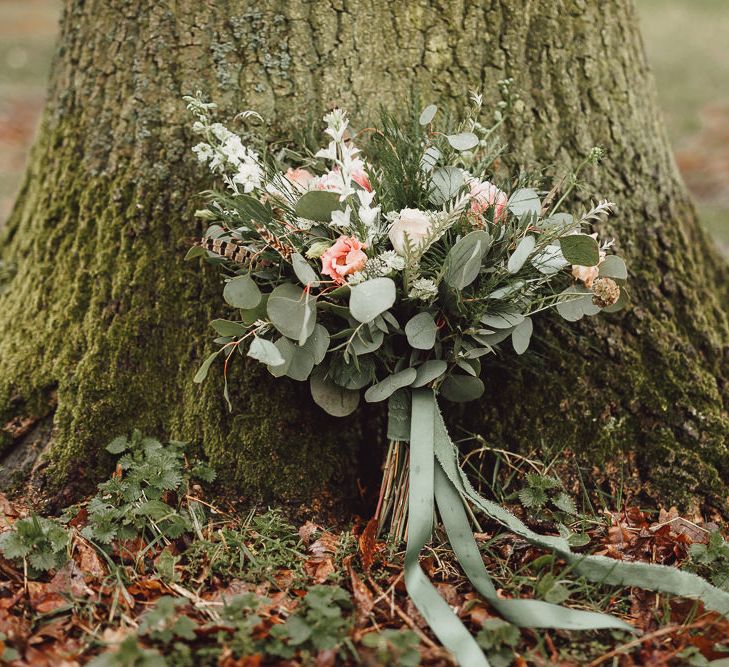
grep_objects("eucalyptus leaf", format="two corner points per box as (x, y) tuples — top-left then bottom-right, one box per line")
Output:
(247, 336), (286, 367)
(310, 371), (360, 417)
(555, 286), (600, 322)
(540, 212), (574, 231)
(268, 338), (294, 377)
(472, 327), (513, 346)
(291, 252), (320, 287)
(512, 317), (533, 355)
(480, 310), (525, 329)
(210, 319), (247, 337)
(411, 360), (448, 388)
(421, 145), (441, 173)
(430, 166), (464, 205)
(301, 324), (330, 365)
(602, 288), (629, 313)
(531, 244), (569, 275)
(267, 283), (316, 344)
(285, 345), (315, 381)
(447, 132), (479, 151)
(419, 104), (438, 125)
(405, 312), (438, 350)
(440, 375), (485, 403)
(349, 278), (396, 323)
(295, 190), (343, 222)
(223, 274), (262, 309)
(193, 350), (220, 384)
(488, 281), (525, 299)
(599, 255), (628, 280)
(560, 234), (600, 266)
(185, 246), (207, 260)
(508, 188), (541, 217)
(507, 235), (536, 274)
(364, 368), (417, 403)
(350, 327), (385, 356)
(444, 230), (492, 289)
(233, 194), (272, 225)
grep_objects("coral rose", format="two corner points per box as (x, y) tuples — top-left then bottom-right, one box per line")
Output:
(285, 167), (315, 190)
(320, 236), (367, 284)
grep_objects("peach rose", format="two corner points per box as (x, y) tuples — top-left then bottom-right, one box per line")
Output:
(469, 179), (508, 222)
(388, 208), (432, 255)
(285, 167), (315, 191)
(320, 236), (367, 284)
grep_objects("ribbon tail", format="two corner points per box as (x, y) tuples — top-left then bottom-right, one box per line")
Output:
(431, 397), (729, 618)
(406, 389), (490, 667)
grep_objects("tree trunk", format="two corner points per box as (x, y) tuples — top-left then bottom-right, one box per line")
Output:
(1, 0), (727, 512)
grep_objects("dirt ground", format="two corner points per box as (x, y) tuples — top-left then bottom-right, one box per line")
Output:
(0, 0), (728, 253)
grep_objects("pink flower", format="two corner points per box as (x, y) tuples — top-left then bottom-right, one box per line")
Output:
(320, 236), (367, 284)
(351, 159), (372, 192)
(469, 179), (508, 223)
(285, 167), (315, 191)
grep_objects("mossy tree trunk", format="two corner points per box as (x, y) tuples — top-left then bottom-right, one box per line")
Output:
(1, 0), (727, 512)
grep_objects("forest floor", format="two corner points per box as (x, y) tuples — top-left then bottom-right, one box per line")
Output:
(2, 433), (729, 666)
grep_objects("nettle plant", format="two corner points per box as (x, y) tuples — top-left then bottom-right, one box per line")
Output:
(185, 91), (628, 414)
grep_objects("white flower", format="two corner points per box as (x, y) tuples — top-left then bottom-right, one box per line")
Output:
(192, 142), (214, 163)
(315, 141), (338, 162)
(210, 123), (233, 142)
(379, 250), (405, 272)
(330, 206), (352, 229)
(231, 162), (262, 193)
(409, 278), (438, 301)
(346, 271), (366, 285)
(221, 135), (250, 165)
(323, 109), (349, 142)
(388, 208), (433, 255)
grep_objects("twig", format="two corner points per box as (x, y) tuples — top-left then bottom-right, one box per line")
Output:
(586, 620), (708, 666)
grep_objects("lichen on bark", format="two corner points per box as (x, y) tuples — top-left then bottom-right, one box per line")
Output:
(1, 0), (727, 513)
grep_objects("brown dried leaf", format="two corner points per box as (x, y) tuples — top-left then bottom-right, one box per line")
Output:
(359, 518), (379, 572)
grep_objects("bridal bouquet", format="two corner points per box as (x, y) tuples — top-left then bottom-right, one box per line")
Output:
(185, 92), (729, 666)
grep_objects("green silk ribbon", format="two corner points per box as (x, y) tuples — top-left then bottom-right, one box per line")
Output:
(403, 388), (729, 666)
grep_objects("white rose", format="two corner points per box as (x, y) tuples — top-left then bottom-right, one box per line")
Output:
(388, 208), (432, 255)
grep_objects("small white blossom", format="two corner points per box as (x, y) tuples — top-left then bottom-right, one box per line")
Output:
(409, 277), (438, 301)
(346, 271), (366, 285)
(231, 161), (263, 194)
(379, 250), (405, 272)
(330, 206), (352, 229)
(192, 142), (214, 163)
(210, 123), (233, 142)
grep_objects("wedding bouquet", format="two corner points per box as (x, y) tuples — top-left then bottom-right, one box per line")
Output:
(185, 92), (728, 666)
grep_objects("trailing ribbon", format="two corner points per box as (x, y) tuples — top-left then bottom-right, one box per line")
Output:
(402, 389), (729, 666)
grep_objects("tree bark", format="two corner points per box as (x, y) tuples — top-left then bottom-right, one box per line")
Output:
(1, 0), (727, 512)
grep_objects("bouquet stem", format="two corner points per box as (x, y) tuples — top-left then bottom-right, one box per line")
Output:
(375, 440), (409, 543)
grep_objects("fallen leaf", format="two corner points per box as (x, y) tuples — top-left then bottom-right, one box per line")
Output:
(358, 518), (379, 572)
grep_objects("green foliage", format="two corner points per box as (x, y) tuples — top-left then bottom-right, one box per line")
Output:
(267, 585), (352, 659)
(0, 514), (69, 574)
(361, 629), (421, 666)
(517, 473), (577, 517)
(138, 597), (198, 644)
(476, 618), (520, 667)
(88, 637), (167, 667)
(81, 430), (214, 546)
(688, 531), (729, 590)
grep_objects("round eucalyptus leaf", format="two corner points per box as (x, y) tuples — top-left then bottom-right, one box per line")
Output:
(430, 166), (464, 205)
(599, 255), (628, 280)
(223, 274), (262, 310)
(419, 104), (438, 125)
(440, 375), (485, 403)
(444, 231), (492, 289)
(295, 191), (343, 222)
(447, 132), (479, 151)
(411, 360), (448, 388)
(560, 234), (600, 267)
(285, 345), (315, 381)
(349, 278), (396, 323)
(268, 338), (294, 378)
(531, 244), (568, 275)
(210, 319), (247, 337)
(247, 336), (286, 367)
(405, 312), (438, 350)
(302, 324), (330, 365)
(507, 235), (536, 274)
(267, 283), (316, 344)
(555, 286), (598, 322)
(310, 371), (360, 417)
(291, 252), (320, 287)
(480, 310), (525, 329)
(508, 188), (541, 217)
(364, 368), (417, 403)
(511, 317), (533, 355)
